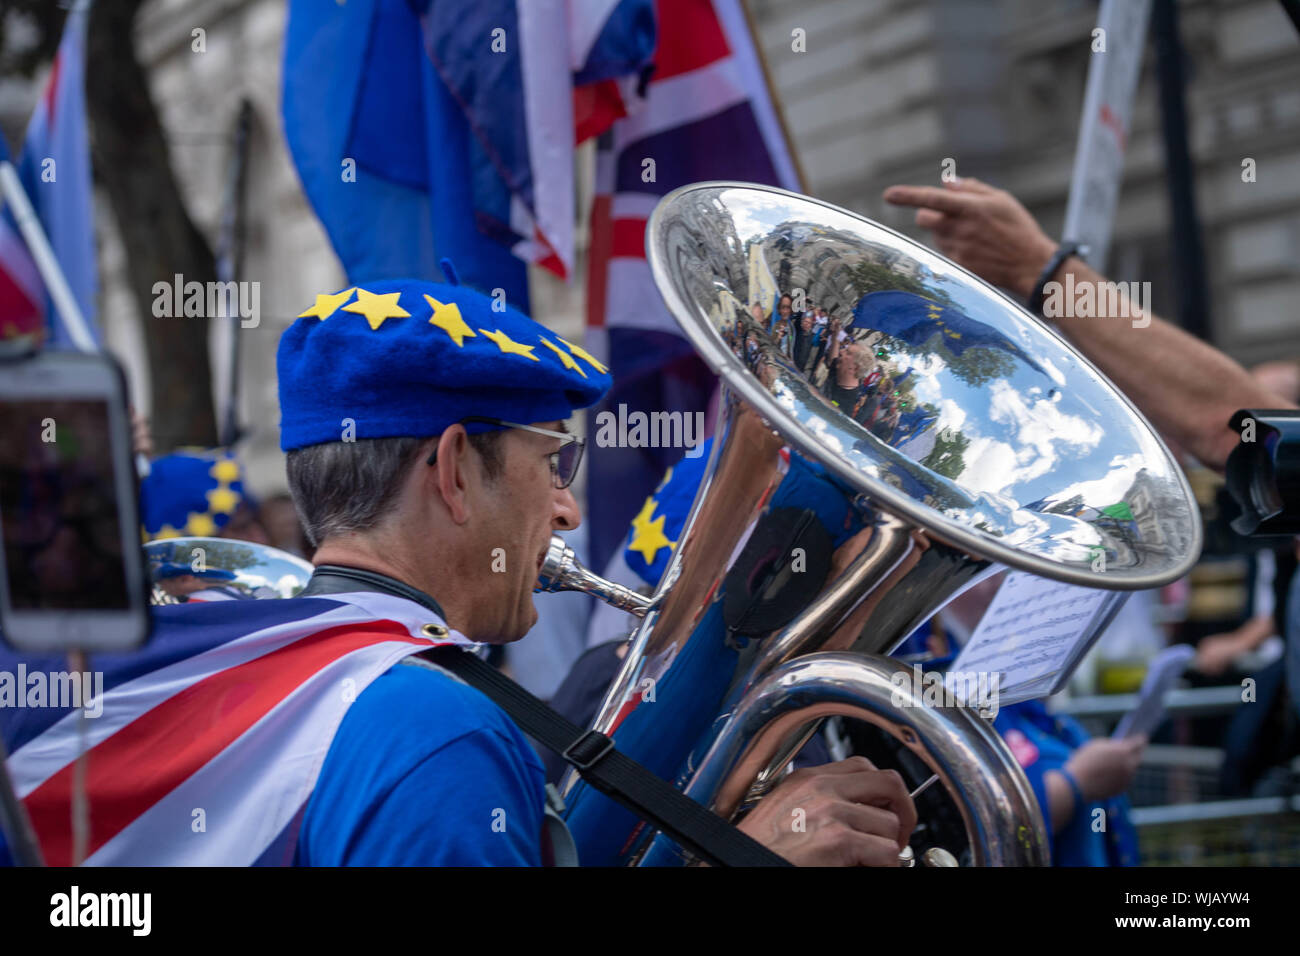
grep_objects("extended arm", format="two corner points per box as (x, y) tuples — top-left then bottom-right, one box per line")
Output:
(883, 178), (1296, 471)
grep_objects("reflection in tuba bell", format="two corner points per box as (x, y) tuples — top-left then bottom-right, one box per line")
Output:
(539, 183), (1202, 866)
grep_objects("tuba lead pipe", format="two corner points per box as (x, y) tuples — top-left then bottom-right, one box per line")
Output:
(535, 534), (651, 618)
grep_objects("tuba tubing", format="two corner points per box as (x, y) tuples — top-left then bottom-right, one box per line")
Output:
(637, 652), (1049, 867)
(558, 394), (1016, 866)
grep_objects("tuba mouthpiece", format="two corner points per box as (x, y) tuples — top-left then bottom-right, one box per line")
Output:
(534, 534), (651, 618)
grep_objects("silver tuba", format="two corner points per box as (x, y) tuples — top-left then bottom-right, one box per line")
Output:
(540, 183), (1201, 866)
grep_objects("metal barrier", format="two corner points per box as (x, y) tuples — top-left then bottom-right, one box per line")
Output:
(1046, 691), (1300, 864)
(1132, 750), (1300, 865)
(1048, 685), (1245, 720)
(1132, 794), (1300, 826)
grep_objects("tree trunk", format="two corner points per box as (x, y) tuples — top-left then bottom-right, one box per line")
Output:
(86, 0), (217, 451)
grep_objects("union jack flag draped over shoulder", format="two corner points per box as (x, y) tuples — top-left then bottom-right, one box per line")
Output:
(0, 592), (473, 866)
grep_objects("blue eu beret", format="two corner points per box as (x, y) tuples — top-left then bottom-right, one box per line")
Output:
(277, 278), (612, 451)
(140, 449), (246, 541)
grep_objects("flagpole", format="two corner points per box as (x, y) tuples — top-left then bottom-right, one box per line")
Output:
(214, 99), (253, 449)
(0, 735), (43, 867)
(1, 13), (151, 477)
(736, 0), (808, 192)
(1, 0), (99, 355)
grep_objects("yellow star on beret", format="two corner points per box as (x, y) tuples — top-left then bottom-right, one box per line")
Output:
(479, 327), (540, 361)
(559, 337), (608, 374)
(344, 288), (410, 330)
(185, 512), (216, 537)
(206, 485), (241, 515)
(209, 459), (241, 484)
(540, 337), (585, 377)
(425, 294), (476, 347)
(298, 288), (356, 320)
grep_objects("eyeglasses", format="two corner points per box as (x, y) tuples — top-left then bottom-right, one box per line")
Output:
(426, 416), (585, 489)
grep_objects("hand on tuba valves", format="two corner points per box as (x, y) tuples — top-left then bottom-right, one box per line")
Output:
(734, 755), (917, 866)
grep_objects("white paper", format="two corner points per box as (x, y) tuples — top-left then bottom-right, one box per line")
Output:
(950, 571), (1116, 702)
(1112, 644), (1196, 739)
(1062, 0), (1153, 271)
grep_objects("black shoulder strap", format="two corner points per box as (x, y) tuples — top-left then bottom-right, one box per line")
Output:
(303, 565), (448, 617)
(422, 645), (791, 868)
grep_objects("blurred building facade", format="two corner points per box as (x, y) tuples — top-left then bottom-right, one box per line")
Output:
(752, 0), (1300, 365)
(2, 0), (1298, 493)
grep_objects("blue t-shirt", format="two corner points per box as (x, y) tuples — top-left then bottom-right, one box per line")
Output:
(992, 700), (1138, 867)
(293, 660), (548, 866)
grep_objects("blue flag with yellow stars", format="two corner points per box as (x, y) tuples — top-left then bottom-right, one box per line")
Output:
(623, 443), (712, 586)
(854, 290), (1046, 376)
(623, 438), (869, 588)
(140, 450), (246, 541)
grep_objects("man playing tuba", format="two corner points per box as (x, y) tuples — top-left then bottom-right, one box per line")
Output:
(0, 278), (915, 867)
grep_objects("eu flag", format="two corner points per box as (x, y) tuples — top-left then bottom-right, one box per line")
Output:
(854, 290), (1046, 377)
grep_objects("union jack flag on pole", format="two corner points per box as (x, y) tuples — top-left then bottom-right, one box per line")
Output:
(284, 0), (654, 297)
(584, 0), (801, 571)
(0, 134), (44, 343)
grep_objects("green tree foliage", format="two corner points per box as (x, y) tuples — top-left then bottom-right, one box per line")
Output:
(941, 345), (1016, 388)
(921, 426), (970, 481)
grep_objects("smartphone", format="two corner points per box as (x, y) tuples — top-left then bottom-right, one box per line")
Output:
(0, 350), (150, 652)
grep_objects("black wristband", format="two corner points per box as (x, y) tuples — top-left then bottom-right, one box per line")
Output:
(1026, 241), (1081, 316)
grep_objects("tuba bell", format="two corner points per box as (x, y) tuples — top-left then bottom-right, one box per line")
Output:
(541, 182), (1202, 866)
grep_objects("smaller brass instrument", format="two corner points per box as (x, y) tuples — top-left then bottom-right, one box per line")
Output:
(144, 537), (314, 604)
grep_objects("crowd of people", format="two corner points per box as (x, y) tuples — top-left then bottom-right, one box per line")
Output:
(732, 293), (911, 444)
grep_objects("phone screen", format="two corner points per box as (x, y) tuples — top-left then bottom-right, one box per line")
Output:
(0, 398), (129, 610)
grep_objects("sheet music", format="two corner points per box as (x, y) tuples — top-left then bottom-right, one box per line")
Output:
(950, 571), (1116, 702)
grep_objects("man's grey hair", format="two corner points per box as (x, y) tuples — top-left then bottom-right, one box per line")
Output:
(287, 432), (502, 547)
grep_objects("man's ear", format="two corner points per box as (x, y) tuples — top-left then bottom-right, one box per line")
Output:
(430, 426), (473, 524)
